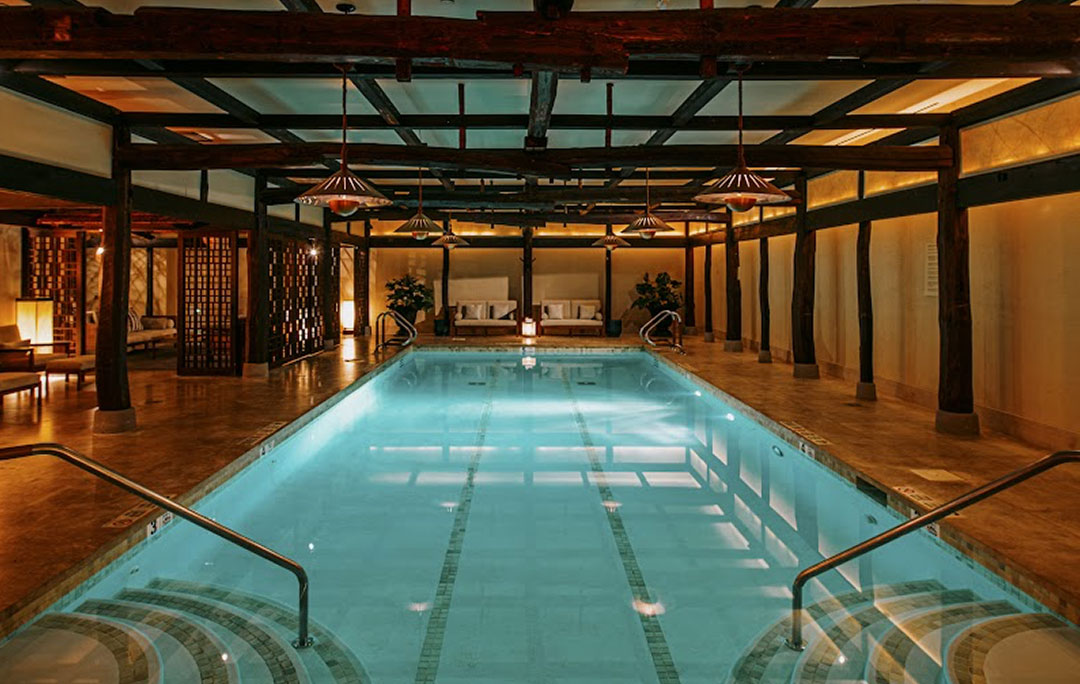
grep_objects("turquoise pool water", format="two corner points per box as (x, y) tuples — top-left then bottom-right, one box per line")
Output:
(2, 350), (1046, 683)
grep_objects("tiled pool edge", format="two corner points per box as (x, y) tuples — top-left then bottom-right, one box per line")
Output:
(650, 351), (1079, 627)
(0, 346), (414, 641)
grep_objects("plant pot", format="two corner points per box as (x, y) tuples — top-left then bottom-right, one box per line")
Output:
(434, 319), (450, 337)
(606, 319), (623, 338)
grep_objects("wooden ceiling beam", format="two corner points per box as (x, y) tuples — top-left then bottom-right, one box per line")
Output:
(4, 7), (1080, 72)
(525, 71), (559, 149)
(116, 142), (952, 173)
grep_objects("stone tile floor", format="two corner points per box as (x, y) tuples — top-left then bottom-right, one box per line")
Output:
(0, 332), (1077, 639)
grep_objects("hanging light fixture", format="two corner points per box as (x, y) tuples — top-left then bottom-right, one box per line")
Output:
(433, 217), (468, 250)
(620, 168), (677, 240)
(394, 167), (440, 240)
(296, 65), (390, 217)
(694, 66), (789, 212)
(592, 234), (631, 251)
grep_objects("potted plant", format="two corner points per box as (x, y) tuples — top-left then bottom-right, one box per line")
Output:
(632, 272), (683, 336)
(385, 274), (435, 328)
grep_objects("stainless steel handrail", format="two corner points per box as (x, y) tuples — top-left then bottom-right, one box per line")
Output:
(0, 442), (314, 649)
(786, 449), (1080, 651)
(374, 309), (417, 352)
(640, 309), (684, 353)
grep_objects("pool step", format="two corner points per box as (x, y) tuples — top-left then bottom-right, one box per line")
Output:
(725, 581), (1063, 684)
(947, 612), (1080, 684)
(0, 578), (369, 684)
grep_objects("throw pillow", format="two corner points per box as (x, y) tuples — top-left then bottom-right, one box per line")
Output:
(127, 308), (144, 332)
(463, 304), (484, 320)
(544, 303), (565, 320)
(491, 302), (515, 320)
(578, 304), (597, 320)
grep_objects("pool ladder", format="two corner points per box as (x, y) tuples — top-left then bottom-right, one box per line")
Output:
(374, 309), (418, 352)
(0, 443), (314, 650)
(640, 310), (685, 354)
(786, 448), (1080, 651)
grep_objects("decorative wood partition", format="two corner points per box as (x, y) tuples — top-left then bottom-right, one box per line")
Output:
(327, 245), (341, 343)
(178, 232), (239, 375)
(24, 230), (86, 353)
(268, 237), (324, 367)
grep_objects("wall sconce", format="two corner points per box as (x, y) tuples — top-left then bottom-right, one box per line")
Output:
(95, 246), (105, 256)
(16, 298), (53, 344)
(340, 299), (355, 332)
(522, 317), (537, 337)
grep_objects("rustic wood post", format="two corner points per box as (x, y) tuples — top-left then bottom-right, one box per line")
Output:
(791, 171), (819, 378)
(724, 225), (742, 351)
(244, 171), (270, 378)
(935, 123), (980, 435)
(145, 246), (154, 316)
(93, 123), (135, 433)
(604, 224), (614, 337)
(359, 219), (371, 335)
(321, 212), (338, 350)
(683, 222), (696, 332)
(855, 171), (877, 400)
(758, 234), (771, 363)
(441, 217), (451, 326)
(703, 237), (714, 342)
(522, 225), (534, 318)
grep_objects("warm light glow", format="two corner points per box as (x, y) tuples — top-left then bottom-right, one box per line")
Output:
(413, 231), (429, 241)
(309, 246), (319, 257)
(632, 599), (666, 617)
(340, 300), (355, 331)
(521, 356), (537, 370)
(725, 195), (758, 213)
(96, 246), (105, 256)
(328, 197), (361, 217)
(16, 298), (53, 345)
(522, 317), (537, 337)
(640, 230), (656, 240)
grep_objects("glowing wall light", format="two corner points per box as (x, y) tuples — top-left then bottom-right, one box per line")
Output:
(16, 297), (53, 344)
(341, 300), (355, 332)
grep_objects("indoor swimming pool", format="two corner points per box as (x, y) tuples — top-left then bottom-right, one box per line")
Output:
(0, 350), (1059, 683)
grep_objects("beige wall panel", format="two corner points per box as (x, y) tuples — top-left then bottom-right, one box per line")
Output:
(0, 226), (20, 327)
(0, 88), (111, 177)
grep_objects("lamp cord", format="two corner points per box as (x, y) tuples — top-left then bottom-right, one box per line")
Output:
(338, 65), (349, 167)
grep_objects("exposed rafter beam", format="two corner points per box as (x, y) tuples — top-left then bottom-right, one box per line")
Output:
(277, 0), (323, 11)
(4, 7), (1080, 73)
(526, 71), (559, 149)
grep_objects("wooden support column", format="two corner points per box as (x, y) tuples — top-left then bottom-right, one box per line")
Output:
(935, 123), (979, 435)
(683, 221), (696, 332)
(395, 0), (412, 82)
(94, 123), (135, 433)
(321, 211), (338, 350)
(724, 224), (742, 351)
(758, 234), (771, 363)
(522, 225), (534, 318)
(244, 172), (270, 377)
(145, 246), (155, 316)
(360, 219), (371, 335)
(703, 237), (714, 342)
(790, 172), (819, 378)
(604, 224), (614, 337)
(855, 171), (876, 400)
(441, 217), (451, 326)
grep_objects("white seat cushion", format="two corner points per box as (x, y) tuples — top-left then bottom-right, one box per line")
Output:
(456, 319), (517, 327)
(544, 318), (602, 326)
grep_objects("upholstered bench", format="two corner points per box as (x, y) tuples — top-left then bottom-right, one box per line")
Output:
(45, 355), (96, 392)
(0, 372), (41, 412)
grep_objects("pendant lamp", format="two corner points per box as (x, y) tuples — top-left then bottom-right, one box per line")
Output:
(620, 168), (677, 240)
(694, 67), (789, 212)
(394, 168), (440, 240)
(296, 65), (390, 216)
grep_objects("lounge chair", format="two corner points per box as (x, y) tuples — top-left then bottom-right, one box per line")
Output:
(451, 300), (521, 336)
(536, 299), (604, 336)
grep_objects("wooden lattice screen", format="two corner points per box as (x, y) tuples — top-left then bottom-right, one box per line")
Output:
(355, 246), (369, 332)
(178, 232), (239, 376)
(268, 237), (324, 367)
(24, 230), (85, 353)
(327, 246), (341, 342)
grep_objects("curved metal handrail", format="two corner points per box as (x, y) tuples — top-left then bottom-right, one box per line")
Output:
(786, 449), (1080, 651)
(374, 309), (418, 352)
(640, 309), (684, 353)
(0, 443), (314, 649)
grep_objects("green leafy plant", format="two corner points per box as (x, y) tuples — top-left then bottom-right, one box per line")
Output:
(632, 272), (683, 316)
(385, 274), (435, 324)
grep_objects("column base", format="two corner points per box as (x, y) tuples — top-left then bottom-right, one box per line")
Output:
(793, 363), (820, 379)
(362, 325), (372, 336)
(936, 409), (981, 436)
(243, 362), (270, 379)
(324, 340), (338, 351)
(93, 407), (136, 434)
(703, 331), (715, 343)
(758, 349), (772, 364)
(855, 381), (877, 401)
(723, 340), (743, 352)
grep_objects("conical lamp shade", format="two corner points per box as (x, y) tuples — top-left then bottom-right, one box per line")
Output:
(620, 213), (676, 240)
(433, 232), (468, 249)
(394, 212), (440, 239)
(592, 234), (631, 250)
(693, 163), (789, 212)
(296, 166), (391, 217)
